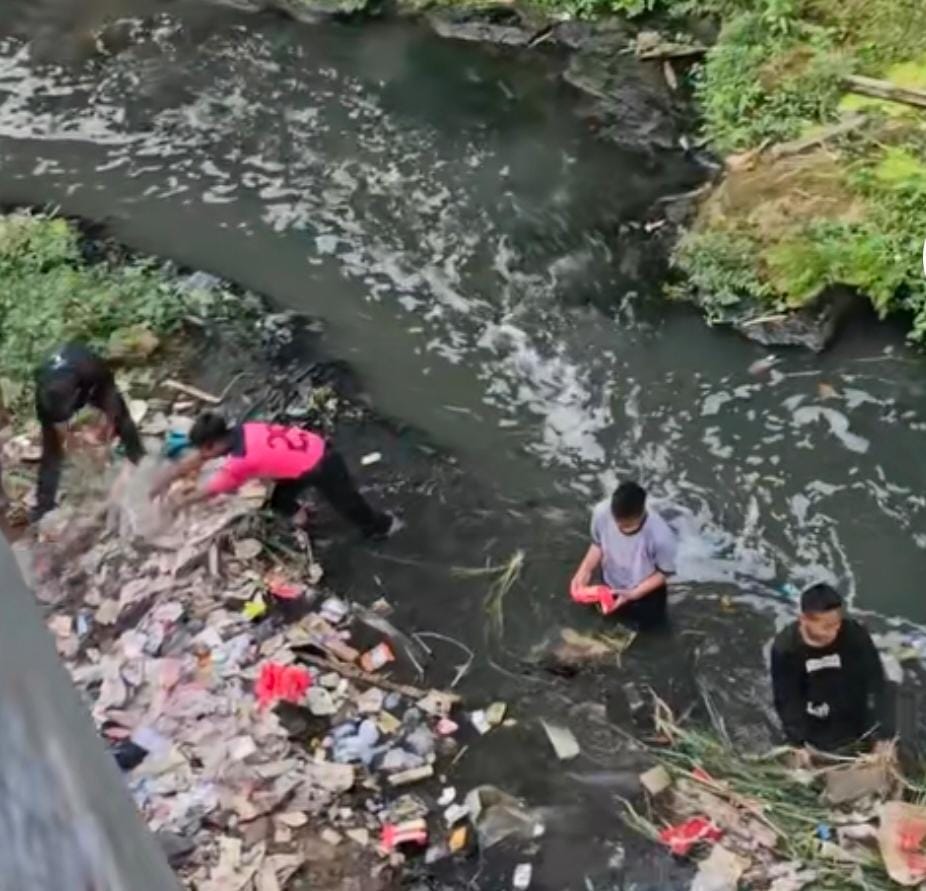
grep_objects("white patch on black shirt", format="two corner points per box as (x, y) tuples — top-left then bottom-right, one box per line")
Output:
(806, 654), (841, 673)
(807, 701), (830, 718)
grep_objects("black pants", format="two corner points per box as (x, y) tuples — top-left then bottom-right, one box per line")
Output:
(35, 385), (144, 515)
(269, 448), (390, 537)
(619, 585), (668, 630)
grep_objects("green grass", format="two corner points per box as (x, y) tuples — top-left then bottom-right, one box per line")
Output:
(0, 212), (229, 395)
(665, 0), (926, 340)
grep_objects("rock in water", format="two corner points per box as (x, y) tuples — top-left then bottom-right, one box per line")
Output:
(564, 47), (681, 152)
(427, 7), (533, 46)
(267, 0), (373, 22)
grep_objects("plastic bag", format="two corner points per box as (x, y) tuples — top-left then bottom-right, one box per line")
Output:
(254, 662), (311, 710)
(465, 786), (544, 849)
(878, 802), (926, 886)
(658, 816), (723, 856)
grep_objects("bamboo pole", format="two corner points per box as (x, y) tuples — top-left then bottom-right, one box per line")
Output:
(844, 75), (926, 110)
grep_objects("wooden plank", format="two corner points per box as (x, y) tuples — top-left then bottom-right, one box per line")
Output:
(637, 42), (706, 61)
(768, 113), (867, 160)
(844, 75), (926, 110)
(298, 652), (461, 705)
(163, 378), (222, 404)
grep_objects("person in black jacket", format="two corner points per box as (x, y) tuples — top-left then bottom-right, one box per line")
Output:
(32, 343), (144, 520)
(771, 583), (894, 755)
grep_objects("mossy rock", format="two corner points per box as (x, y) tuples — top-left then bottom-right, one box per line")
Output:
(265, 0), (374, 21)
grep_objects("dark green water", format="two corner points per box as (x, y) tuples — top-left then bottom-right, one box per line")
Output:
(2, 4), (926, 888)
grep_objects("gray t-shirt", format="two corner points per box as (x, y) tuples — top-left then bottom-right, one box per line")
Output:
(590, 499), (678, 590)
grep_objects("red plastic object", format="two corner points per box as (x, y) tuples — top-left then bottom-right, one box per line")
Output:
(380, 820), (428, 852)
(899, 827), (926, 874)
(571, 582), (615, 606)
(658, 816), (724, 856)
(255, 662), (311, 710)
(265, 572), (306, 601)
(598, 589), (620, 615)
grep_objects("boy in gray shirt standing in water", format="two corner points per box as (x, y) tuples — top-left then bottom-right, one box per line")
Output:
(571, 481), (678, 628)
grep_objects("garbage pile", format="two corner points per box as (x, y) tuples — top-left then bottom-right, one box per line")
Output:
(25, 461), (542, 890)
(624, 703), (926, 891)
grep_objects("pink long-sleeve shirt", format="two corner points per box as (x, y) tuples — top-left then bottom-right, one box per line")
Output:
(205, 423), (326, 495)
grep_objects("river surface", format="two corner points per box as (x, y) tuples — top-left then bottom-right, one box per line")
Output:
(2, 3), (926, 888)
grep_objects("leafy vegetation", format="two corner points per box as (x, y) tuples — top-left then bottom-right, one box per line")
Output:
(668, 0), (926, 340)
(0, 212), (225, 384)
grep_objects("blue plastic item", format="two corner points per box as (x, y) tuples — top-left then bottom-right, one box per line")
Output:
(164, 431), (190, 459)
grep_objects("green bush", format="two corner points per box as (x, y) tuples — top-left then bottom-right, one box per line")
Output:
(672, 228), (773, 318)
(0, 214), (195, 383)
(696, 12), (847, 151)
(763, 221), (909, 310)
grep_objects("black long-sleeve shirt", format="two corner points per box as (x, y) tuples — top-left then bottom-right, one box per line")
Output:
(771, 618), (894, 752)
(33, 344), (143, 516)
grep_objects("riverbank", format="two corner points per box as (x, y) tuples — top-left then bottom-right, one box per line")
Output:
(224, 0), (926, 351)
(0, 210), (703, 890)
(415, 0), (926, 350)
(0, 211), (513, 891)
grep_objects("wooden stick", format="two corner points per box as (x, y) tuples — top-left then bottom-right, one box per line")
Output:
(163, 379), (222, 404)
(844, 75), (926, 110)
(768, 113), (867, 160)
(637, 43), (706, 61)
(298, 652), (461, 705)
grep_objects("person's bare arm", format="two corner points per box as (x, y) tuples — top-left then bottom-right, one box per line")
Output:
(168, 485), (212, 515)
(149, 450), (205, 498)
(571, 544), (602, 591)
(618, 570), (668, 603)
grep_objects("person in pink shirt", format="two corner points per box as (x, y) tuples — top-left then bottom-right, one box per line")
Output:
(151, 413), (394, 538)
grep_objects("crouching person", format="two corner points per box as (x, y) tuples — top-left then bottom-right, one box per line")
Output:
(150, 413), (395, 538)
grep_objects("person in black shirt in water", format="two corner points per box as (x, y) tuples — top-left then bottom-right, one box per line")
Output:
(32, 343), (144, 520)
(771, 583), (894, 757)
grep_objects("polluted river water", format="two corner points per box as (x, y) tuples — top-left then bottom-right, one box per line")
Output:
(2, 3), (926, 888)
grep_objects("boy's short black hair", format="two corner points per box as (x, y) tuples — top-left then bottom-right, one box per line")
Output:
(611, 481), (647, 521)
(800, 583), (843, 614)
(189, 412), (230, 448)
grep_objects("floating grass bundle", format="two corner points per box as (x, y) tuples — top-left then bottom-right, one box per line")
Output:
(617, 701), (909, 890)
(452, 550), (524, 639)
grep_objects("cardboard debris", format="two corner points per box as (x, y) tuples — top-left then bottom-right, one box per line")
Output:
(823, 760), (892, 805)
(640, 765), (672, 797)
(387, 765), (434, 787)
(690, 844), (747, 891)
(541, 721), (580, 761)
